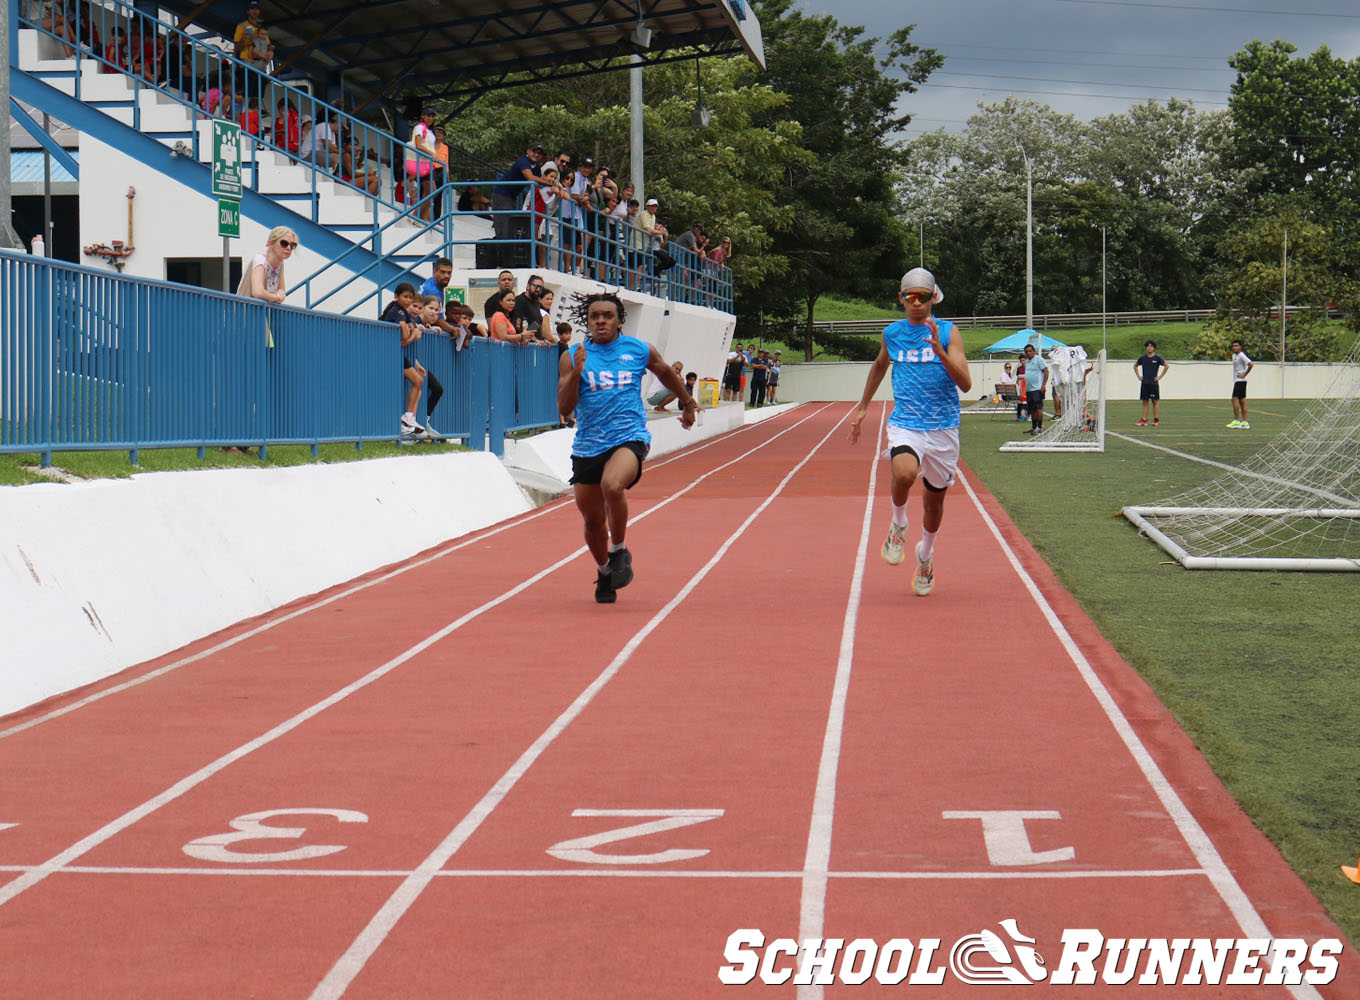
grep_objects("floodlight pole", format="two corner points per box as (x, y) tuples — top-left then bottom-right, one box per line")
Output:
(629, 55), (645, 206)
(1101, 225), (1107, 355)
(1020, 147), (1033, 330)
(919, 220), (924, 267)
(0, 0), (28, 249)
(1280, 225), (1288, 396)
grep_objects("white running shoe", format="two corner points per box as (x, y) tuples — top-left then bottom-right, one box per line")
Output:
(423, 418), (441, 439)
(912, 542), (935, 596)
(881, 523), (907, 566)
(400, 413), (424, 436)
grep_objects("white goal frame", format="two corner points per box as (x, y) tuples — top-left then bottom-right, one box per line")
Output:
(999, 349), (1106, 453)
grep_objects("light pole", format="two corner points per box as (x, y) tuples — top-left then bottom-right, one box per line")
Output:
(1017, 146), (1033, 332)
(1100, 225), (1107, 356)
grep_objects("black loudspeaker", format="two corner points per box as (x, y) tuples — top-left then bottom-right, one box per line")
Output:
(475, 239), (501, 270)
(503, 241), (531, 268)
(507, 213), (531, 241)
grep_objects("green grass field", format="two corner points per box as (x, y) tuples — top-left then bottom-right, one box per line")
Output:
(962, 398), (1360, 947)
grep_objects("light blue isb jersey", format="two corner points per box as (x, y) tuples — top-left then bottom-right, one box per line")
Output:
(884, 318), (961, 431)
(570, 334), (653, 458)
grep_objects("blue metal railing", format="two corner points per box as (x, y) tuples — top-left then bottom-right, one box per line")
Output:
(17, 0), (493, 227)
(17, 2), (736, 316)
(0, 251), (559, 463)
(452, 183), (735, 313)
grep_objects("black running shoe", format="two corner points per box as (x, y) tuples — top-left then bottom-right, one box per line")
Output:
(609, 547), (634, 589)
(595, 569), (616, 604)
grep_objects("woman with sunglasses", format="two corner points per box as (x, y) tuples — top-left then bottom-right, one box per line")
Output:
(848, 267), (972, 599)
(239, 227), (297, 307)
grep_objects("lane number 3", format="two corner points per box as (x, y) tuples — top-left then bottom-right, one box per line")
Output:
(183, 809), (369, 864)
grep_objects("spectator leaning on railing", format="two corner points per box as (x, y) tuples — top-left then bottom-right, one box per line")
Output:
(236, 226), (296, 349)
(491, 142), (548, 240)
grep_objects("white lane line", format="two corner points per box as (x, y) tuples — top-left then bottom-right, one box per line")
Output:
(0, 865), (1205, 880)
(0, 407), (812, 743)
(0, 405), (839, 912)
(797, 402), (885, 1000)
(957, 470), (1324, 1000)
(308, 407), (855, 1000)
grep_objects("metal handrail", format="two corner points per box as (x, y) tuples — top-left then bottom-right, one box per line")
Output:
(18, 0), (493, 224)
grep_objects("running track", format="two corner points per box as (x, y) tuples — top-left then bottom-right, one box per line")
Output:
(0, 403), (1353, 997)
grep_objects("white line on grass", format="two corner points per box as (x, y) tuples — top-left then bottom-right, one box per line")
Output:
(797, 401), (885, 1000)
(0, 406), (810, 743)
(957, 469), (1324, 1000)
(0, 405), (836, 909)
(308, 406), (855, 1000)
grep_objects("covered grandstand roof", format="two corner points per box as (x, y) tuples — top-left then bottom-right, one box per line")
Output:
(175, 0), (763, 112)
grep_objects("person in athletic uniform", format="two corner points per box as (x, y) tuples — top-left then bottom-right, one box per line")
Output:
(1133, 340), (1168, 426)
(1228, 340), (1253, 428)
(558, 292), (699, 603)
(848, 267), (972, 597)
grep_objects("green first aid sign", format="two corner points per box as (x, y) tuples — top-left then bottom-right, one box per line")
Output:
(211, 120), (242, 200)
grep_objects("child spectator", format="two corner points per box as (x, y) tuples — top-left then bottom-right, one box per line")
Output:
(252, 25), (276, 72)
(274, 99), (300, 155)
(102, 28), (129, 73)
(379, 283), (426, 436)
(411, 295), (447, 437)
(239, 96), (261, 137)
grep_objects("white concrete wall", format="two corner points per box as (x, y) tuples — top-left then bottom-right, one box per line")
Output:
(462, 268), (737, 390)
(777, 359), (1356, 403)
(0, 452), (530, 719)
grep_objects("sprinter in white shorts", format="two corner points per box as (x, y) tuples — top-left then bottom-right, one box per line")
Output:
(848, 267), (972, 596)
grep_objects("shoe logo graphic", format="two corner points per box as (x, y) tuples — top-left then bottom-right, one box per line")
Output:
(948, 918), (1047, 985)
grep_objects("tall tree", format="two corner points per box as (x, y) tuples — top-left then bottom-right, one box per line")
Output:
(1227, 41), (1360, 240)
(746, 0), (942, 358)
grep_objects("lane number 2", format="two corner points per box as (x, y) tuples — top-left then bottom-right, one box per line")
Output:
(546, 808), (724, 865)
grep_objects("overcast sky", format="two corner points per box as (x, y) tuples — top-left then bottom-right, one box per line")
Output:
(792, 0), (1360, 138)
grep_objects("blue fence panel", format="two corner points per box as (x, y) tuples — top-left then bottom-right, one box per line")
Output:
(1, 251), (571, 462)
(509, 344), (561, 433)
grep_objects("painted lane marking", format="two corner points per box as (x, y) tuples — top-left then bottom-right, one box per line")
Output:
(0, 404), (813, 744)
(798, 401), (886, 1000)
(545, 809), (725, 865)
(942, 810), (1076, 866)
(309, 407), (857, 1000)
(0, 864), (1207, 880)
(183, 809), (369, 864)
(957, 470), (1324, 1000)
(0, 405), (838, 910)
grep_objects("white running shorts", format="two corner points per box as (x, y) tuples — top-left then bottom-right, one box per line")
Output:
(883, 425), (961, 490)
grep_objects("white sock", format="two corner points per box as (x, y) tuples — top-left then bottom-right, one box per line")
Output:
(892, 502), (909, 528)
(609, 540), (626, 553)
(598, 560), (610, 573)
(919, 529), (939, 561)
(402, 411), (415, 422)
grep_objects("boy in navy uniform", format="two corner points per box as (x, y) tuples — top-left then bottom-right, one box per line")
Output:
(1134, 340), (1169, 426)
(558, 293), (698, 603)
(848, 268), (972, 596)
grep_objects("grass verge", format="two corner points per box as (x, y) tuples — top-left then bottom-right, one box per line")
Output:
(962, 398), (1360, 946)
(0, 439), (465, 487)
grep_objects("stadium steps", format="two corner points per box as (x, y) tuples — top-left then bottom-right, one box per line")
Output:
(15, 31), (487, 312)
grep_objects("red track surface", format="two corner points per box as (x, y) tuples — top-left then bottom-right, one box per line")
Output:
(0, 403), (1354, 998)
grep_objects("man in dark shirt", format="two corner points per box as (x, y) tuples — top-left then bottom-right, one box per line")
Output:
(513, 275), (546, 339)
(723, 343), (746, 402)
(491, 142), (546, 239)
(483, 270), (517, 322)
(749, 349), (770, 407)
(1133, 340), (1169, 426)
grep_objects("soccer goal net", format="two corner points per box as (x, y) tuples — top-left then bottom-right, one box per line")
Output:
(999, 348), (1106, 453)
(1122, 334), (1360, 571)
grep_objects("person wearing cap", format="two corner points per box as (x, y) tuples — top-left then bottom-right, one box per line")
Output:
(848, 267), (972, 598)
(636, 197), (668, 291)
(491, 142), (549, 241)
(234, 2), (265, 64)
(405, 107), (439, 223)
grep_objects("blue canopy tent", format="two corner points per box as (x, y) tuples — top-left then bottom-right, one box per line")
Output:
(982, 329), (1069, 354)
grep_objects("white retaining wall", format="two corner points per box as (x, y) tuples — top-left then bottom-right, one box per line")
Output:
(777, 359), (1355, 403)
(0, 451), (530, 719)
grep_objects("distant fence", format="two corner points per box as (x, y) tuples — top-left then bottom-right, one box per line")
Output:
(809, 306), (1342, 337)
(0, 250), (558, 465)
